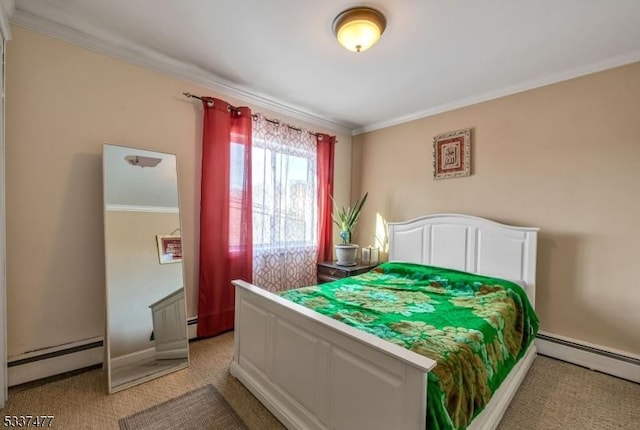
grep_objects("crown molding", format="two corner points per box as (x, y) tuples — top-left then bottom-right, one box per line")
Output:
(9, 10), (354, 136)
(354, 50), (640, 135)
(0, 0), (14, 40)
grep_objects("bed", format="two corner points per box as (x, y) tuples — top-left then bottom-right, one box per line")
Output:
(230, 214), (539, 429)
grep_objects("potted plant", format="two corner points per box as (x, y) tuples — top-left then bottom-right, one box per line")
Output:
(331, 192), (368, 266)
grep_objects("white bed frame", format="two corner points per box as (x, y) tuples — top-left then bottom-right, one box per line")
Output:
(231, 214), (539, 429)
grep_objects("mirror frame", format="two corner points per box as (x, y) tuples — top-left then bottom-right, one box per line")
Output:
(102, 143), (189, 394)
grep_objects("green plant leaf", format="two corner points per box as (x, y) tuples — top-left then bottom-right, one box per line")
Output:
(329, 192), (368, 244)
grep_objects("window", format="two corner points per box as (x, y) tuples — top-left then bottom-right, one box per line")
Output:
(250, 115), (319, 291)
(252, 139), (317, 249)
(229, 141), (249, 250)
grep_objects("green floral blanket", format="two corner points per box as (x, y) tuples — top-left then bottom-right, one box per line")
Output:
(280, 262), (538, 429)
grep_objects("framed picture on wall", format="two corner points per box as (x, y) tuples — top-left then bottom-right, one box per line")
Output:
(156, 235), (182, 264)
(433, 128), (471, 179)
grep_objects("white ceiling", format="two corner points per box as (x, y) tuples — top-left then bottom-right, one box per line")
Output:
(10, 0), (640, 134)
(103, 144), (179, 210)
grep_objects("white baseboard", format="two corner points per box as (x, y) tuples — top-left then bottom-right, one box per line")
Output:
(536, 331), (640, 383)
(7, 337), (103, 387)
(11, 325), (637, 388)
(155, 348), (189, 360)
(8, 318), (200, 386)
(187, 316), (198, 339)
(110, 347), (155, 370)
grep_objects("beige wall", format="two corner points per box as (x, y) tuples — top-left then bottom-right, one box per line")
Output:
(352, 62), (640, 355)
(5, 26), (353, 357)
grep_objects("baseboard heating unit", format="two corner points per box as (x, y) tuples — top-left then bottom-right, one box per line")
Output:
(536, 331), (639, 383)
(10, 325), (636, 386)
(7, 337), (104, 386)
(8, 317), (201, 387)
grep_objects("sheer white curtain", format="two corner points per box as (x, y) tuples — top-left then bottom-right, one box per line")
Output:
(252, 114), (318, 292)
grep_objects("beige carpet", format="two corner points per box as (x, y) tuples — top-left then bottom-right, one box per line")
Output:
(2, 331), (639, 429)
(3, 333), (283, 430)
(498, 352), (640, 429)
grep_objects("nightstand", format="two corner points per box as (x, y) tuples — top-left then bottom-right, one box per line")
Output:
(316, 261), (378, 284)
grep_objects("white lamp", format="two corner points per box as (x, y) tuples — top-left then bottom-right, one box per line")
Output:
(332, 7), (387, 53)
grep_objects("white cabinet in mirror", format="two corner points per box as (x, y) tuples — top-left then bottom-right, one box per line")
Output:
(102, 144), (189, 394)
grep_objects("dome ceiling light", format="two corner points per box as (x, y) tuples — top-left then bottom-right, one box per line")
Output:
(332, 7), (387, 53)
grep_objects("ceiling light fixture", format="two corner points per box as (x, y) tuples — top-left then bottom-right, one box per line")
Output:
(332, 7), (387, 53)
(124, 155), (162, 168)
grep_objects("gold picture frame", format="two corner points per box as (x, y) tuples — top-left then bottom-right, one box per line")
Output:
(433, 128), (471, 179)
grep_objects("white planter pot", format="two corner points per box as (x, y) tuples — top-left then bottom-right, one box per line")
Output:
(335, 244), (359, 266)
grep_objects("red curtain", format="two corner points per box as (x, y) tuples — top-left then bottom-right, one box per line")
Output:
(197, 97), (253, 338)
(317, 134), (335, 262)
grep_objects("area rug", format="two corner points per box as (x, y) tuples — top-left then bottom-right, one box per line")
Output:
(119, 384), (248, 430)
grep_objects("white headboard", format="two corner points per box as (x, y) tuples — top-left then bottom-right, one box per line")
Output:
(388, 214), (539, 307)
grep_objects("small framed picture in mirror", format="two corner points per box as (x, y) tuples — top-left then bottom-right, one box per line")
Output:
(156, 235), (182, 264)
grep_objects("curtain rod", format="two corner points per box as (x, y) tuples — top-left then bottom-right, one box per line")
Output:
(183, 92), (323, 138)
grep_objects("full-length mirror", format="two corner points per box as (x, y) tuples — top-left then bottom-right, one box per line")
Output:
(103, 144), (188, 393)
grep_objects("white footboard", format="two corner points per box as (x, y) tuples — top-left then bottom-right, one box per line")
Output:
(230, 279), (437, 430)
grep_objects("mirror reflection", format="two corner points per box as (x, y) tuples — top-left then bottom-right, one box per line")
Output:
(103, 144), (188, 393)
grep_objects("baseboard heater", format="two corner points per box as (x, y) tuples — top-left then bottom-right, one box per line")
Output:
(536, 331), (640, 383)
(8, 317), (200, 387)
(11, 324), (636, 386)
(7, 337), (105, 387)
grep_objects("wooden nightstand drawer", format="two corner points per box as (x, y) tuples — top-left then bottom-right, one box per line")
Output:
(316, 261), (378, 284)
(317, 265), (349, 279)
